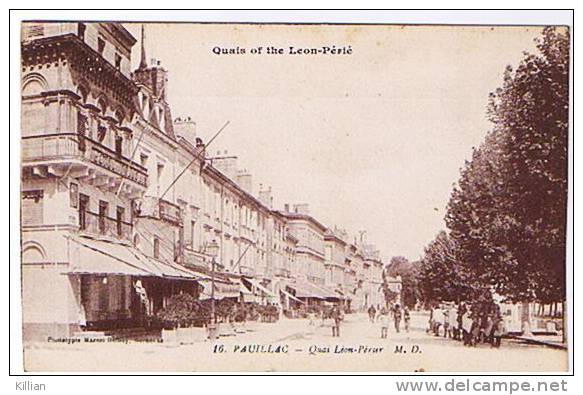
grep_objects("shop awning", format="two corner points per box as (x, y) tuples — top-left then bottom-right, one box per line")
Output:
(243, 277), (276, 298)
(66, 236), (156, 276)
(282, 280), (343, 300)
(65, 236), (209, 281)
(280, 288), (304, 303)
(199, 280), (241, 300)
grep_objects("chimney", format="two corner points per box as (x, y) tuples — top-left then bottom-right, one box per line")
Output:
(174, 117), (197, 146)
(258, 185), (273, 210)
(236, 169), (253, 193)
(213, 150), (238, 180)
(293, 204), (310, 215)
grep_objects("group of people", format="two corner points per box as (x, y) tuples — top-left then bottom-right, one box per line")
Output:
(368, 304), (411, 338)
(428, 302), (505, 348)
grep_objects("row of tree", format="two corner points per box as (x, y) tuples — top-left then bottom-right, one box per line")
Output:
(380, 28), (568, 312)
(415, 27), (569, 309)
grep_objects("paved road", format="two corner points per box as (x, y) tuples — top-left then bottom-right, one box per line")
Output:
(24, 313), (568, 372)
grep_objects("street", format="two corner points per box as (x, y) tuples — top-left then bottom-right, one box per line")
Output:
(23, 313), (568, 372)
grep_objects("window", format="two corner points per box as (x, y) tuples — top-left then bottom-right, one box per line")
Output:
(140, 153), (148, 167)
(153, 237), (160, 259)
(156, 163), (165, 196)
(116, 206), (125, 237)
(21, 190), (43, 225)
(77, 111), (87, 151)
(77, 23), (86, 40)
(190, 220), (196, 249)
(79, 194), (89, 230)
(97, 125), (106, 142)
(115, 53), (122, 71)
(97, 38), (105, 55)
(114, 135), (123, 158)
(98, 200), (108, 234)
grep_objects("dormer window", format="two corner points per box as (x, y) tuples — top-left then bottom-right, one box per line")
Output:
(97, 38), (105, 55)
(115, 53), (122, 71)
(77, 23), (86, 40)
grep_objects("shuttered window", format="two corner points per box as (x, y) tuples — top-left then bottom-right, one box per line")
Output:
(21, 190), (44, 225)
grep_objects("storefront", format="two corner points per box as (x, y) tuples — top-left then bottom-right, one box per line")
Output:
(67, 235), (209, 332)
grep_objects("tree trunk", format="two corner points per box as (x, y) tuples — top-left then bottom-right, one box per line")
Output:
(521, 302), (533, 337)
(562, 300), (567, 344)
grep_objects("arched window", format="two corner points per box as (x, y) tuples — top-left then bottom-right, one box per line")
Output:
(22, 73), (48, 96)
(77, 85), (89, 104)
(114, 109), (125, 125)
(97, 97), (107, 115)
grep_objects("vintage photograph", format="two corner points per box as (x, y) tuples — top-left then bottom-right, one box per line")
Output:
(19, 20), (570, 372)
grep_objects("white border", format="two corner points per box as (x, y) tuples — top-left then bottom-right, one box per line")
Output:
(5, 7), (576, 393)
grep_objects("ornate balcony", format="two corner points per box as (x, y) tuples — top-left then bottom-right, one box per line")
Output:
(135, 196), (182, 225)
(21, 133), (147, 196)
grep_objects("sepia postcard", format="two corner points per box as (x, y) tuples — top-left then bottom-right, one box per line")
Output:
(18, 19), (571, 373)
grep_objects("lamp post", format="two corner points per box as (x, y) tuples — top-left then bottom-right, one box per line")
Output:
(206, 240), (220, 326)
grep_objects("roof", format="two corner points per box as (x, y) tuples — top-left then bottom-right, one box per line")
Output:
(274, 211), (328, 233)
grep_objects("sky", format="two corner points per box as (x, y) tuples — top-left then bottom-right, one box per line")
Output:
(124, 23), (541, 262)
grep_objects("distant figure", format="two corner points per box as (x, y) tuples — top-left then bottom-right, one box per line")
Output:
(393, 304), (402, 333)
(368, 305), (377, 323)
(443, 309), (451, 338)
(484, 314), (495, 345)
(462, 310), (472, 346)
(403, 306), (411, 333)
(492, 316), (504, 348)
(379, 308), (390, 339)
(470, 315), (481, 347)
(433, 305), (443, 336)
(330, 306), (343, 337)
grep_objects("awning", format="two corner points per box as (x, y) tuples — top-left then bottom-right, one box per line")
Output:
(66, 236), (209, 281)
(243, 277), (276, 298)
(280, 288), (304, 303)
(285, 280), (343, 300)
(67, 236), (155, 276)
(199, 280), (241, 300)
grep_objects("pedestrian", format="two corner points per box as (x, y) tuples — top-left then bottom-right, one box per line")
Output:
(492, 315), (504, 348)
(368, 305), (377, 323)
(403, 306), (411, 333)
(379, 308), (390, 339)
(470, 315), (481, 347)
(443, 308), (451, 338)
(393, 304), (402, 333)
(331, 305), (343, 337)
(462, 309), (472, 346)
(451, 305), (459, 340)
(483, 314), (494, 344)
(433, 305), (443, 336)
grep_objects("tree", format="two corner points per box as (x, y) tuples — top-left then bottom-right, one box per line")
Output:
(487, 27), (569, 304)
(385, 256), (420, 309)
(445, 27), (569, 306)
(418, 230), (490, 305)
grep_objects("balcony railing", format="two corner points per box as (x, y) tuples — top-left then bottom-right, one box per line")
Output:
(22, 133), (148, 187)
(136, 196), (183, 225)
(274, 267), (291, 278)
(79, 210), (132, 241)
